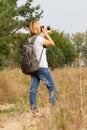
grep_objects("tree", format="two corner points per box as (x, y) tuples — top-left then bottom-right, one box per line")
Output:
(0, 0), (43, 68)
(48, 30), (77, 67)
(0, 0), (43, 36)
(0, 0), (15, 36)
(17, 0), (43, 29)
(72, 32), (84, 53)
(82, 31), (87, 64)
(47, 47), (65, 69)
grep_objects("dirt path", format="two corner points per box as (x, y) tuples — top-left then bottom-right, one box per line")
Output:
(0, 119), (23, 130)
(0, 113), (38, 130)
(0, 104), (51, 130)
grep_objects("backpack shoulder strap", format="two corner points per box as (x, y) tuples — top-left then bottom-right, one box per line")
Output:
(27, 35), (38, 45)
(30, 36), (37, 44)
(38, 47), (44, 63)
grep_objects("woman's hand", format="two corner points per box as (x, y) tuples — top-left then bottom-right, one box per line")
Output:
(41, 27), (48, 35)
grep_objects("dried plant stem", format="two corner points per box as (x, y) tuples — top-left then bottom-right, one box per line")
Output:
(79, 53), (85, 127)
(79, 64), (84, 116)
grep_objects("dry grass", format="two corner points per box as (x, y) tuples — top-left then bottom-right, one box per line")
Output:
(0, 67), (87, 130)
(0, 67), (30, 103)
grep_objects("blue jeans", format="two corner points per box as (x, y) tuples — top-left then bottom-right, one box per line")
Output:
(30, 68), (56, 107)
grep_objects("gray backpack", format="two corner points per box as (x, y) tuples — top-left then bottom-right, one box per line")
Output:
(19, 36), (43, 75)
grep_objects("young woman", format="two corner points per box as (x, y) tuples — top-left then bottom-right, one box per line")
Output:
(29, 20), (57, 117)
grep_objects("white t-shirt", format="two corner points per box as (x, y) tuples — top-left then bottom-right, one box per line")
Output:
(30, 35), (48, 68)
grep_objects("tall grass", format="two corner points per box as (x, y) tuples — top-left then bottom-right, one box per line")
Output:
(0, 67), (87, 129)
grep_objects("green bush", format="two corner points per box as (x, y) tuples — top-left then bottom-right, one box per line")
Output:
(47, 47), (65, 69)
(0, 54), (6, 70)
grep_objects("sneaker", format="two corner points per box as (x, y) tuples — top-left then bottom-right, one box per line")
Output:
(32, 111), (43, 118)
(49, 88), (57, 105)
(31, 105), (43, 118)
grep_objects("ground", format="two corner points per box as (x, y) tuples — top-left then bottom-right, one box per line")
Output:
(0, 103), (54, 130)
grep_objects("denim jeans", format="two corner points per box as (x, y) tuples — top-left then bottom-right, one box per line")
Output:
(30, 68), (56, 107)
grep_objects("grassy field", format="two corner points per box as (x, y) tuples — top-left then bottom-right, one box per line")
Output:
(0, 67), (87, 130)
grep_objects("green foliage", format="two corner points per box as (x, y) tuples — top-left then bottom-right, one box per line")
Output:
(0, 0), (43, 36)
(49, 30), (77, 68)
(8, 33), (28, 65)
(0, 54), (6, 69)
(72, 31), (87, 65)
(0, 0), (18, 36)
(0, 0), (43, 68)
(17, 0), (43, 28)
(0, 37), (11, 56)
(47, 47), (65, 69)
(72, 32), (84, 53)
(0, 36), (11, 69)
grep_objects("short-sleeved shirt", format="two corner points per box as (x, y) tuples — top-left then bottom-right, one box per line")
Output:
(29, 35), (48, 68)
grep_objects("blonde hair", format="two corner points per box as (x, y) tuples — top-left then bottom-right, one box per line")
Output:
(29, 20), (41, 36)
